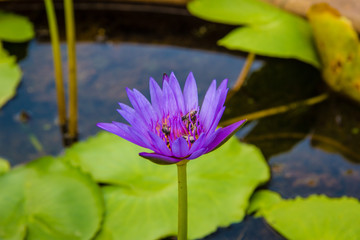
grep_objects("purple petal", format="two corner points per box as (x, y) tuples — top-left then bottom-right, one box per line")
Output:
(139, 152), (181, 165)
(127, 88), (157, 123)
(214, 79), (228, 115)
(117, 103), (148, 133)
(187, 148), (207, 160)
(163, 79), (178, 115)
(206, 119), (247, 152)
(183, 72), (198, 112)
(188, 133), (206, 154)
(163, 73), (169, 82)
(171, 137), (190, 158)
(199, 80), (217, 132)
(148, 132), (172, 156)
(149, 77), (163, 118)
(207, 106), (225, 134)
(169, 72), (185, 114)
(97, 122), (151, 149)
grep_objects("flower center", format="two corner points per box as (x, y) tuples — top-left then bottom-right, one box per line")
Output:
(156, 109), (201, 149)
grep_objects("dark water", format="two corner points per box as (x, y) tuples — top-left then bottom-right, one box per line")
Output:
(1, 6), (360, 240)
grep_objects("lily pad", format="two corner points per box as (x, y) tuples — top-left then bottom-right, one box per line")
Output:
(61, 131), (270, 240)
(307, 3), (360, 103)
(0, 11), (34, 42)
(247, 190), (282, 216)
(0, 157), (103, 240)
(0, 48), (22, 109)
(0, 157), (10, 175)
(187, 0), (320, 67)
(252, 191), (360, 240)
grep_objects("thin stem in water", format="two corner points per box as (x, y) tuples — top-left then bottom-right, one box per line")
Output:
(232, 52), (255, 91)
(177, 160), (189, 240)
(64, 0), (78, 142)
(44, 0), (67, 129)
(220, 93), (329, 127)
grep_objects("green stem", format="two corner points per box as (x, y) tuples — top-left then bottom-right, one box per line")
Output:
(64, 0), (78, 141)
(177, 160), (188, 240)
(44, 0), (67, 128)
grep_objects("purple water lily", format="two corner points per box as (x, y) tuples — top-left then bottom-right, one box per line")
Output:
(97, 72), (246, 164)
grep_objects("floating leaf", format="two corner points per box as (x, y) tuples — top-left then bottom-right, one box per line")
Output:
(0, 157), (10, 175)
(247, 190), (281, 216)
(0, 47), (22, 109)
(252, 192), (360, 240)
(187, 0), (320, 67)
(0, 157), (103, 240)
(61, 131), (270, 240)
(0, 11), (34, 42)
(307, 3), (360, 103)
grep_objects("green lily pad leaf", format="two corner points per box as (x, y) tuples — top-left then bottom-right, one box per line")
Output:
(0, 157), (10, 175)
(0, 165), (27, 240)
(255, 193), (360, 240)
(0, 47), (22, 109)
(0, 11), (34, 42)
(247, 190), (281, 216)
(307, 3), (360, 103)
(62, 131), (270, 240)
(0, 157), (103, 240)
(187, 0), (320, 67)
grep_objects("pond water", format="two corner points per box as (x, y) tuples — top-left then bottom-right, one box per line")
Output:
(1, 5), (360, 240)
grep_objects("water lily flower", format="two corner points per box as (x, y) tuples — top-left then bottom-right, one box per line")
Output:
(97, 72), (246, 165)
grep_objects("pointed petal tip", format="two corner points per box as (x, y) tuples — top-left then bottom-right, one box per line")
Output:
(184, 72), (198, 111)
(162, 73), (169, 82)
(187, 72), (194, 80)
(207, 119), (247, 153)
(96, 122), (113, 129)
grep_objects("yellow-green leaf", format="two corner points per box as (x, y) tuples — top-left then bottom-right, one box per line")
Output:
(253, 192), (360, 240)
(188, 0), (320, 67)
(308, 3), (360, 103)
(0, 11), (34, 42)
(0, 47), (22, 109)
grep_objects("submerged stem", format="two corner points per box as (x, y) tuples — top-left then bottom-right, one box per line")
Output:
(64, 0), (78, 142)
(44, 0), (67, 128)
(177, 160), (188, 240)
(220, 93), (329, 126)
(233, 52), (256, 91)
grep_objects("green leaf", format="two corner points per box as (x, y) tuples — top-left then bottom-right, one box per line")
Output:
(0, 157), (103, 240)
(187, 0), (320, 68)
(62, 131), (270, 240)
(247, 190), (281, 216)
(307, 3), (360, 103)
(253, 193), (360, 240)
(0, 157), (10, 175)
(0, 166), (27, 240)
(0, 47), (22, 109)
(0, 11), (34, 42)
